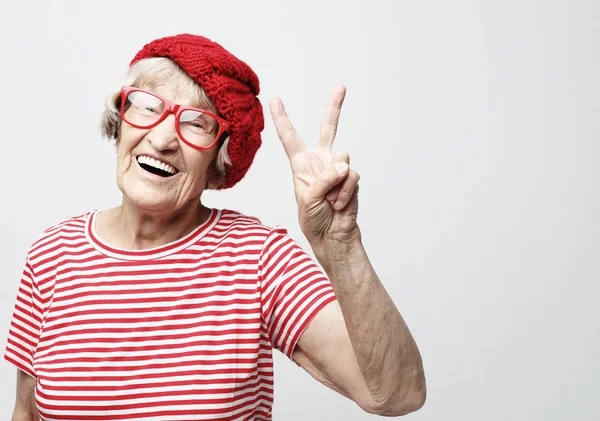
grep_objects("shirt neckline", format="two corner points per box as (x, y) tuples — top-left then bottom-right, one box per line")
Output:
(85, 208), (221, 261)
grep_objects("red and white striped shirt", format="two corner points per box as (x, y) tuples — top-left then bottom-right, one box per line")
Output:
(5, 209), (336, 420)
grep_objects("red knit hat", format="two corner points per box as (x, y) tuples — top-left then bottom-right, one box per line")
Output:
(130, 34), (264, 189)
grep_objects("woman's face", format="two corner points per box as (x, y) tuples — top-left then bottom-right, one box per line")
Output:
(115, 84), (219, 213)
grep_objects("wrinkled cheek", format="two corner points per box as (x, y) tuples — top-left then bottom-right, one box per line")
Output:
(172, 178), (197, 203)
(115, 167), (126, 193)
(115, 157), (133, 188)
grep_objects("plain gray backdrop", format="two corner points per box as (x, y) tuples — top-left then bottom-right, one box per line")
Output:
(1, 0), (598, 420)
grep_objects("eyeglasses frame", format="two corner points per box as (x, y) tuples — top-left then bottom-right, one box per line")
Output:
(119, 86), (230, 151)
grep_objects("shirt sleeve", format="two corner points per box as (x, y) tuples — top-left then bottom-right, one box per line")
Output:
(4, 257), (42, 378)
(259, 227), (337, 361)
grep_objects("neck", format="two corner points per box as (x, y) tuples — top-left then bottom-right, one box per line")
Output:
(102, 197), (208, 250)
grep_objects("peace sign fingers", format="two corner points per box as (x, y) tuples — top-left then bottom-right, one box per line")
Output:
(317, 85), (347, 150)
(269, 97), (306, 159)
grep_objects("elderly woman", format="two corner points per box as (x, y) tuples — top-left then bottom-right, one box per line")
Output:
(6, 34), (425, 420)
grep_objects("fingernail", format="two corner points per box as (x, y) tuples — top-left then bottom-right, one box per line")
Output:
(335, 162), (348, 175)
(334, 200), (344, 210)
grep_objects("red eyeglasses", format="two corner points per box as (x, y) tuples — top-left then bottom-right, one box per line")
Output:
(120, 86), (229, 151)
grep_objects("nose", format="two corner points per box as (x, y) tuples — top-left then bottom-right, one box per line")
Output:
(147, 113), (180, 151)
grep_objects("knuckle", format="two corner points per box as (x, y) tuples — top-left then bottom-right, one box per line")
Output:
(284, 128), (296, 140)
(318, 170), (334, 184)
(332, 151), (350, 164)
(321, 126), (334, 137)
(339, 151), (350, 163)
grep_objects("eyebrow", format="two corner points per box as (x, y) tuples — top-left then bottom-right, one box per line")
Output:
(138, 83), (215, 111)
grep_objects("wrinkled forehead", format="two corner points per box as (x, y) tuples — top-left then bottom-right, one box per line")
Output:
(138, 82), (214, 111)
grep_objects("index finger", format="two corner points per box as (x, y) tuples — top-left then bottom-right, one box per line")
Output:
(318, 85), (347, 149)
(269, 97), (305, 158)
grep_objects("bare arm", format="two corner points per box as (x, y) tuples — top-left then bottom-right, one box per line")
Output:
(12, 369), (39, 421)
(270, 87), (426, 415)
(295, 233), (426, 415)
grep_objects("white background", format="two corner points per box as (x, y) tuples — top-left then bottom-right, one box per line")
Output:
(1, 0), (599, 420)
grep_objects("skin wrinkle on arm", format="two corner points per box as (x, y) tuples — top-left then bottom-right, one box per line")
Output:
(326, 238), (426, 412)
(296, 236), (426, 415)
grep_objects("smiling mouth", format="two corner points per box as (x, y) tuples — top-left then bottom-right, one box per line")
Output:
(136, 156), (179, 178)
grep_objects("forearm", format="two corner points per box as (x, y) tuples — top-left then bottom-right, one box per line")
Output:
(314, 229), (426, 412)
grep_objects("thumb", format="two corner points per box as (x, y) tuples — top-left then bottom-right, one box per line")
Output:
(307, 162), (349, 200)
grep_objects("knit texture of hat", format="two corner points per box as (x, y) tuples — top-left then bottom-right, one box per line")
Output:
(130, 34), (264, 189)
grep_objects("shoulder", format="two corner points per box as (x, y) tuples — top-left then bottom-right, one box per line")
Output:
(38, 211), (92, 237)
(215, 208), (288, 237)
(27, 210), (93, 261)
(211, 208), (294, 252)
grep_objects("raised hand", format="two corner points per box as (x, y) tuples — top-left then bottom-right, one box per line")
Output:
(269, 86), (361, 248)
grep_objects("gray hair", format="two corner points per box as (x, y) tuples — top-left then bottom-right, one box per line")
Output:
(99, 57), (231, 189)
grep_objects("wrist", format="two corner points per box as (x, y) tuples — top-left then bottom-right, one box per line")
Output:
(311, 227), (364, 272)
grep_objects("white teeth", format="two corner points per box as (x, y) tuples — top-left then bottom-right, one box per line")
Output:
(137, 156), (177, 174)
